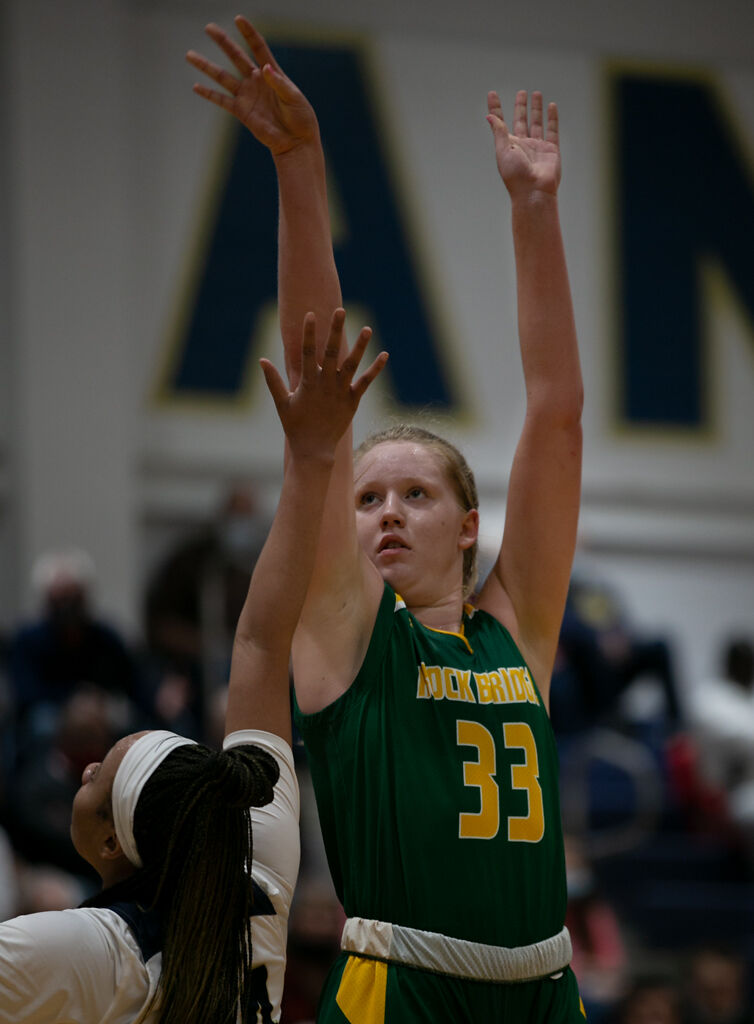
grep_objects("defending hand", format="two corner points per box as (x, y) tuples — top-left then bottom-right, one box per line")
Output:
(187, 16), (318, 155)
(261, 309), (388, 459)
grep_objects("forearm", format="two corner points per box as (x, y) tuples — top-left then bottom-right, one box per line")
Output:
(511, 193), (582, 418)
(274, 140), (343, 383)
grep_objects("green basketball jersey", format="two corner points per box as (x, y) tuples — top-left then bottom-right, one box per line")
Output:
(294, 583), (567, 950)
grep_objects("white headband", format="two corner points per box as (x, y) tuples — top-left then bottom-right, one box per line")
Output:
(112, 730), (196, 868)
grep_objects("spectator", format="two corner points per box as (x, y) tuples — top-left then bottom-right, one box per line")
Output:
(143, 482), (270, 739)
(687, 639), (754, 858)
(550, 572), (683, 739)
(6, 549), (145, 767)
(564, 834), (628, 1021)
(4, 684), (118, 878)
(611, 975), (683, 1024)
(684, 946), (754, 1024)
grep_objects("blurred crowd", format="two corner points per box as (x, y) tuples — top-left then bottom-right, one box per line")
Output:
(0, 486), (752, 1024)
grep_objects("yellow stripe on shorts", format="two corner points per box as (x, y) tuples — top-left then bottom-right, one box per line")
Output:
(580, 995), (587, 1017)
(335, 955), (388, 1023)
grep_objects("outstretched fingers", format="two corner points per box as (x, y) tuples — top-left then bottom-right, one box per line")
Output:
(234, 16), (282, 74)
(513, 90), (529, 138)
(486, 91), (509, 142)
(259, 357), (290, 410)
(320, 308), (347, 377)
(351, 345), (389, 402)
(336, 325), (373, 387)
(259, 62), (303, 104)
(546, 101), (559, 148)
(299, 311), (319, 384)
(186, 49), (242, 98)
(300, 308), (387, 404)
(232, 20), (299, 102)
(487, 90), (504, 121)
(529, 91), (544, 139)
(204, 22), (256, 77)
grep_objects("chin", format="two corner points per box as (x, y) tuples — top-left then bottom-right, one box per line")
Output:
(377, 564), (403, 588)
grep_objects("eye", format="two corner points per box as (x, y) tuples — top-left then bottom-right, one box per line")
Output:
(359, 492), (380, 507)
(406, 486), (426, 499)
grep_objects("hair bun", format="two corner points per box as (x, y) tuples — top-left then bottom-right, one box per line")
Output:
(213, 745), (280, 809)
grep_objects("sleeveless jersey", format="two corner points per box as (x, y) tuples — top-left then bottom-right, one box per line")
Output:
(294, 584), (567, 950)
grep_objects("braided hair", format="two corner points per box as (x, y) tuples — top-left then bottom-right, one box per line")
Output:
(83, 742), (279, 1024)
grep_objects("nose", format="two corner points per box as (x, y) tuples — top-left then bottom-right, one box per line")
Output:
(81, 762), (99, 785)
(380, 492), (404, 528)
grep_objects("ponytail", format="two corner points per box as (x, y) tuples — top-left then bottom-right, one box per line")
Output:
(84, 742), (279, 1024)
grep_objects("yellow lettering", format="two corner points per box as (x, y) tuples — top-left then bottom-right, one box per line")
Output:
(485, 671), (504, 703)
(420, 664), (537, 706)
(498, 669), (515, 701)
(443, 667), (460, 700)
(475, 672), (493, 704)
(509, 668), (528, 702)
(427, 665), (444, 700)
(523, 668), (539, 704)
(456, 669), (475, 703)
(417, 665), (432, 700)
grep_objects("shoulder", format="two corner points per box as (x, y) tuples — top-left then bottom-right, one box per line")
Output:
(224, 730), (301, 906)
(473, 573), (520, 640)
(292, 573), (393, 714)
(8, 621), (48, 651)
(86, 618), (130, 650)
(0, 908), (151, 1022)
(224, 730), (296, 788)
(307, 586), (408, 704)
(464, 601), (514, 640)
(0, 907), (136, 963)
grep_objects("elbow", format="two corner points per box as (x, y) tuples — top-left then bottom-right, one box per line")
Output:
(528, 381), (584, 431)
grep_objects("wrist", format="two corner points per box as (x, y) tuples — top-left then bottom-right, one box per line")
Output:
(272, 131), (324, 167)
(286, 445), (337, 470)
(508, 187), (559, 210)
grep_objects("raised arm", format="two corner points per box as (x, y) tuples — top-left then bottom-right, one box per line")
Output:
(187, 16), (341, 378)
(189, 17), (380, 712)
(476, 91), (583, 708)
(224, 310), (387, 741)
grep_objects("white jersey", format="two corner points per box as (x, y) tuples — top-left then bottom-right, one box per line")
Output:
(0, 729), (300, 1024)
(226, 729), (301, 1021)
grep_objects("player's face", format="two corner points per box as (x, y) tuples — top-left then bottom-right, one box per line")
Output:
(354, 441), (477, 608)
(70, 732), (144, 870)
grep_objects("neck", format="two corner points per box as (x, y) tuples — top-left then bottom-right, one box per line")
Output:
(409, 593), (466, 634)
(98, 858), (137, 891)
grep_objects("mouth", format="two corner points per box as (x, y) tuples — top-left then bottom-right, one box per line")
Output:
(378, 536), (409, 554)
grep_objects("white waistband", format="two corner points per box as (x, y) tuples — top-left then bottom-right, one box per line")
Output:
(341, 917), (572, 983)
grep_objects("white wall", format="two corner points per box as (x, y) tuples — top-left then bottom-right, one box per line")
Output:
(2, 0), (753, 695)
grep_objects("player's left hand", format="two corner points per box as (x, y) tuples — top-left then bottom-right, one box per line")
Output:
(487, 90), (561, 198)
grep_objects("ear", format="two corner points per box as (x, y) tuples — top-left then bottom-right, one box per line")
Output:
(100, 827), (128, 863)
(96, 826), (137, 888)
(458, 508), (479, 550)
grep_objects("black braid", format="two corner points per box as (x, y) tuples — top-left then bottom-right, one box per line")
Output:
(83, 741), (279, 1024)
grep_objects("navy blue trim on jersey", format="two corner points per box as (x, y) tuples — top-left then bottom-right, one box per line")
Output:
(109, 902), (163, 963)
(251, 879), (275, 917)
(107, 879), (273, 965)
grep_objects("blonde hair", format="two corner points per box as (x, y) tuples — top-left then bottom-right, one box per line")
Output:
(355, 425), (479, 597)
